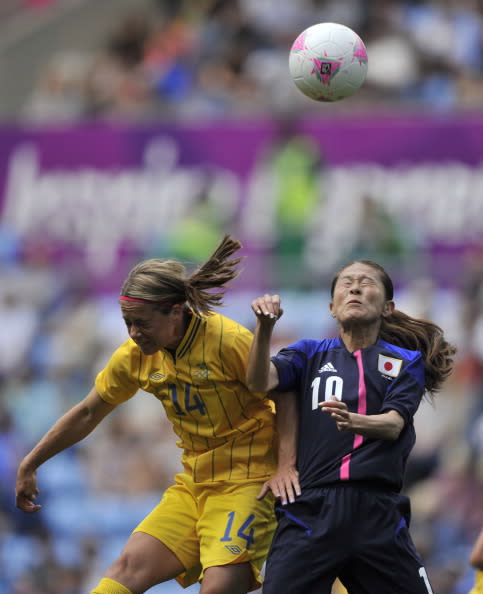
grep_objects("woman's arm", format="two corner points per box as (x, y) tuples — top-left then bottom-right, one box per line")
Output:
(16, 387), (116, 512)
(319, 398), (405, 440)
(258, 391), (301, 505)
(470, 528), (483, 570)
(469, 532), (483, 594)
(246, 294), (283, 392)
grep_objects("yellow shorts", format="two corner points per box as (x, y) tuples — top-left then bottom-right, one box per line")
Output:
(133, 472), (276, 591)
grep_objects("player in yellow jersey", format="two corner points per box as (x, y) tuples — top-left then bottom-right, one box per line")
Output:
(470, 528), (483, 594)
(15, 235), (277, 594)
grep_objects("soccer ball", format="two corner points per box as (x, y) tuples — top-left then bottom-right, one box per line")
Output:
(289, 22), (368, 102)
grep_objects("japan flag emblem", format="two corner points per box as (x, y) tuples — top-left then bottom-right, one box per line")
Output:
(377, 355), (402, 378)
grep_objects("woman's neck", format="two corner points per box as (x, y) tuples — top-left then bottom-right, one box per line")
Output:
(339, 325), (380, 353)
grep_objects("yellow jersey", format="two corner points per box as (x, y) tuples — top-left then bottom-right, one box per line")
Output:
(95, 311), (276, 483)
(471, 570), (483, 594)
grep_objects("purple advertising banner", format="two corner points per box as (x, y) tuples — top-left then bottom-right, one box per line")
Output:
(0, 114), (482, 291)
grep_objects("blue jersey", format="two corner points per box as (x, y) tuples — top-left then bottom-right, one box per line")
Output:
(271, 337), (426, 492)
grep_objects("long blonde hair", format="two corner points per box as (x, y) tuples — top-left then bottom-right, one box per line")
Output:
(120, 235), (243, 315)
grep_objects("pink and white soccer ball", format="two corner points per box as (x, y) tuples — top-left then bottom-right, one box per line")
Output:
(289, 22), (368, 102)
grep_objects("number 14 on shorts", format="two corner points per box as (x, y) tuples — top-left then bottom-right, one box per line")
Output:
(220, 511), (255, 551)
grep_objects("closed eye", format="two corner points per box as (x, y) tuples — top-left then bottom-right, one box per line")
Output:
(124, 318), (149, 330)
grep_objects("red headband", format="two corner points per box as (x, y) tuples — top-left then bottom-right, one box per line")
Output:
(119, 296), (179, 306)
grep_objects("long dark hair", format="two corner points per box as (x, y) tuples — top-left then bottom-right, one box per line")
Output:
(331, 260), (456, 395)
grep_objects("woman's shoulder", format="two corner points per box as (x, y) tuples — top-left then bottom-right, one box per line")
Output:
(203, 311), (253, 338)
(280, 337), (341, 356)
(377, 338), (422, 362)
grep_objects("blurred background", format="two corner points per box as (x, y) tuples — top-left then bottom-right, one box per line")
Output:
(0, 0), (483, 592)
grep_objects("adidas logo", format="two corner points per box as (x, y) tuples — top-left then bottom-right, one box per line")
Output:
(319, 362), (337, 373)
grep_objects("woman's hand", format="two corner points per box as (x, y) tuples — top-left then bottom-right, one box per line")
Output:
(257, 464), (301, 505)
(320, 398), (404, 440)
(16, 464), (42, 513)
(319, 397), (351, 432)
(251, 294), (283, 323)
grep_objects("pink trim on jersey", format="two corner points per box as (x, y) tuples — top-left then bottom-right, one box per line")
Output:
(340, 349), (367, 480)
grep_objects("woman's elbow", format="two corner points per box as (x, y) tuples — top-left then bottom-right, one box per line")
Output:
(386, 425), (403, 440)
(387, 416), (405, 440)
(246, 379), (269, 393)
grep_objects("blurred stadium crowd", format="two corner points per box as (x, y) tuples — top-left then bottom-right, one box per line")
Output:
(1, 1), (483, 593)
(10, 0), (483, 122)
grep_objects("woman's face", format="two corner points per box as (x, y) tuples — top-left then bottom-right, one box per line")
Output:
(329, 262), (394, 327)
(120, 302), (185, 354)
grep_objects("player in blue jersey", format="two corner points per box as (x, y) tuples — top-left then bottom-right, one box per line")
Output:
(246, 260), (456, 594)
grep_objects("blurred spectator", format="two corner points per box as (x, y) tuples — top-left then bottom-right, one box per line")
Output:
(23, 51), (91, 122)
(0, 404), (23, 508)
(241, 119), (323, 287)
(79, 409), (179, 495)
(108, 15), (150, 68)
(347, 194), (418, 281)
(0, 290), (38, 379)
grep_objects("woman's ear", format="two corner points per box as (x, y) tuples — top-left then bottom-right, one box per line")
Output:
(170, 303), (185, 318)
(382, 300), (395, 318)
(329, 301), (336, 318)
